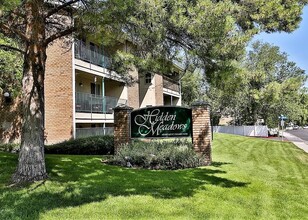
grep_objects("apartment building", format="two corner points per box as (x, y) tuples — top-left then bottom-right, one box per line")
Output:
(0, 37), (182, 144)
(42, 38), (182, 144)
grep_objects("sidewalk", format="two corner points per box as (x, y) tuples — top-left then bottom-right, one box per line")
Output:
(283, 132), (308, 153)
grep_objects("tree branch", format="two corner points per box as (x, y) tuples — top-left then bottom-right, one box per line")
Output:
(166, 35), (193, 51)
(44, 26), (76, 46)
(0, 22), (28, 42)
(45, 0), (80, 18)
(0, 44), (25, 54)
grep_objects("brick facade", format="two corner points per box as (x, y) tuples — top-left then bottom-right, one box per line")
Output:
(45, 40), (73, 144)
(192, 102), (212, 165)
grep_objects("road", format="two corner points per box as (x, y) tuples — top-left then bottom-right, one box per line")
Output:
(286, 129), (308, 142)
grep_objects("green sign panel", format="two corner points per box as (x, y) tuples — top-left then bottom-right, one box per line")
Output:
(131, 106), (192, 138)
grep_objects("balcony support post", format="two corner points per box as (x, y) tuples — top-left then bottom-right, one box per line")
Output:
(102, 78), (106, 113)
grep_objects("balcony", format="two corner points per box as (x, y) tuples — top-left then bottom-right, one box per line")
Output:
(163, 76), (180, 93)
(75, 92), (127, 114)
(76, 127), (114, 139)
(74, 39), (112, 69)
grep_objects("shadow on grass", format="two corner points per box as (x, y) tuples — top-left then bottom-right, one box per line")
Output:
(0, 153), (249, 219)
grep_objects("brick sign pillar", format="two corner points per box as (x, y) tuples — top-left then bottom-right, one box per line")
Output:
(192, 101), (212, 165)
(113, 105), (133, 153)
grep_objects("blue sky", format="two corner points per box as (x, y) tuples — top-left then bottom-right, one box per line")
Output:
(253, 6), (308, 79)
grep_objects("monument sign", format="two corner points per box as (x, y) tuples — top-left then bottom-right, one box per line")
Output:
(130, 106), (192, 138)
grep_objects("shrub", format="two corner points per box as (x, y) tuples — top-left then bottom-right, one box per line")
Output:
(45, 135), (114, 155)
(0, 143), (20, 153)
(112, 139), (204, 170)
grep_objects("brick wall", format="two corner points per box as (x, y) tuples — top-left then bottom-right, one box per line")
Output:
(45, 40), (73, 144)
(192, 102), (212, 165)
(113, 105), (133, 152)
(0, 98), (22, 143)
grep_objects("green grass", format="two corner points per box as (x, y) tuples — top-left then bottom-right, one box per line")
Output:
(0, 133), (308, 219)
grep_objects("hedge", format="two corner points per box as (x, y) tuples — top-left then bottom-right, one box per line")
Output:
(45, 135), (114, 155)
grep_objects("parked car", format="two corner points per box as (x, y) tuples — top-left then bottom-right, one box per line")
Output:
(268, 128), (278, 137)
(293, 125), (300, 130)
(303, 125), (308, 129)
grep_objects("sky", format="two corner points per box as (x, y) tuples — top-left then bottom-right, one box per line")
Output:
(253, 6), (308, 82)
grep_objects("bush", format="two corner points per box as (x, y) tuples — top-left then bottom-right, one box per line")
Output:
(0, 143), (19, 153)
(45, 135), (114, 155)
(112, 139), (204, 170)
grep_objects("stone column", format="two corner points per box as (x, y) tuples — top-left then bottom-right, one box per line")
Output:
(192, 101), (212, 165)
(113, 105), (133, 153)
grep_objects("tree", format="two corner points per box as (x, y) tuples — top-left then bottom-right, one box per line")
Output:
(1, 0), (307, 184)
(205, 41), (307, 127)
(297, 91), (308, 126)
(181, 70), (204, 106)
(242, 41), (306, 126)
(0, 0), (94, 183)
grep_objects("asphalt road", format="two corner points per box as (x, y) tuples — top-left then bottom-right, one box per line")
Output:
(286, 129), (308, 142)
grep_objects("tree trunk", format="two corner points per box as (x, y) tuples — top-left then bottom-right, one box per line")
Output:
(12, 0), (48, 184)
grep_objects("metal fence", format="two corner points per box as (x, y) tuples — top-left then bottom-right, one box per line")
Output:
(75, 92), (127, 113)
(74, 39), (112, 68)
(213, 125), (268, 137)
(76, 127), (114, 139)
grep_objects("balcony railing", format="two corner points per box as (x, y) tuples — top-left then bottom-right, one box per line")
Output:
(75, 92), (127, 113)
(74, 40), (112, 69)
(76, 127), (114, 139)
(163, 76), (180, 93)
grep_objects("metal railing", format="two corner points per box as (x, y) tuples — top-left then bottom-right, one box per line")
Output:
(75, 92), (127, 113)
(74, 40), (112, 69)
(163, 76), (180, 92)
(76, 127), (114, 139)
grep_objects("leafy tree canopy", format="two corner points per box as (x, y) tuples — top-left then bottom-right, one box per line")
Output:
(86, 0), (308, 81)
(201, 41), (307, 127)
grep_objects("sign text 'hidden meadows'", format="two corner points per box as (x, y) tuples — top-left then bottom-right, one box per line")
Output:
(130, 106), (192, 138)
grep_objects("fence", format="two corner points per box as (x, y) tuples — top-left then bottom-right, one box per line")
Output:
(213, 125), (268, 137)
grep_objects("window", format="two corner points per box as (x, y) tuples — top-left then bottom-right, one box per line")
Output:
(145, 73), (152, 84)
(91, 83), (101, 96)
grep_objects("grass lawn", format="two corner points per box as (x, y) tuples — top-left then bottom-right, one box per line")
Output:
(0, 133), (308, 220)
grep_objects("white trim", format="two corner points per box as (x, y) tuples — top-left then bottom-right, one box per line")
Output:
(75, 112), (114, 121)
(163, 88), (181, 97)
(72, 39), (76, 139)
(75, 119), (114, 124)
